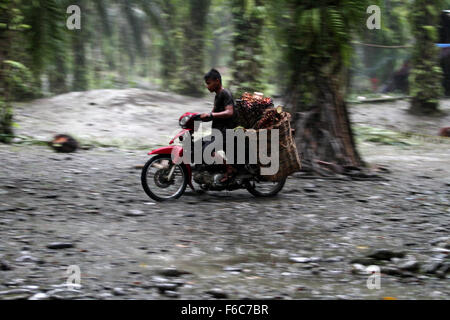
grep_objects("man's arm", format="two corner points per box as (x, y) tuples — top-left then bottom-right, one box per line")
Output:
(200, 105), (233, 120)
(200, 90), (234, 120)
(212, 105), (234, 119)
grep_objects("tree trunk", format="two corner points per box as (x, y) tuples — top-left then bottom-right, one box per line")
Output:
(230, 0), (265, 96)
(159, 2), (179, 89)
(176, 0), (211, 97)
(280, 3), (370, 176)
(294, 68), (365, 176)
(72, 0), (88, 91)
(46, 0), (69, 94)
(440, 11), (450, 96)
(0, 3), (13, 142)
(48, 54), (68, 94)
(139, 0), (180, 89)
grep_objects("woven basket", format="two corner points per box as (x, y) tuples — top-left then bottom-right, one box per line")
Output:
(257, 112), (302, 181)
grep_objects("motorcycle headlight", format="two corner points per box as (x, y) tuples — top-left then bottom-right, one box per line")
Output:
(179, 116), (190, 127)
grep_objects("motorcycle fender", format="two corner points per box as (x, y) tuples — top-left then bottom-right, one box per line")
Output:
(148, 146), (180, 156)
(169, 129), (190, 145)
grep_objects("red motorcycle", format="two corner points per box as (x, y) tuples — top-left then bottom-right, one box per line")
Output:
(141, 112), (286, 201)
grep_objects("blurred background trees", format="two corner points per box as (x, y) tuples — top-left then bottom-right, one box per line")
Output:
(176, 0), (211, 97)
(1, 0), (449, 102)
(229, 0), (265, 96)
(409, 0), (444, 114)
(270, 0), (373, 173)
(1, 0), (449, 169)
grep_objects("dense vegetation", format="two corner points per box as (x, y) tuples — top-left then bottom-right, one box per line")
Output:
(1, 0), (446, 100)
(1, 0), (449, 171)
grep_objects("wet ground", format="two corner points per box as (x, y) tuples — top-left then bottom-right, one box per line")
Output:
(0, 89), (449, 300)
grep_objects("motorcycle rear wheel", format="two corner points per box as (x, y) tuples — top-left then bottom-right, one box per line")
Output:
(246, 177), (286, 197)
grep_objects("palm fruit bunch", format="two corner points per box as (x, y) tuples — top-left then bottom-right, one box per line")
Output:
(254, 106), (283, 129)
(235, 92), (274, 129)
(49, 134), (79, 153)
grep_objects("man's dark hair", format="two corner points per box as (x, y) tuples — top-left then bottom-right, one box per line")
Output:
(204, 68), (222, 83)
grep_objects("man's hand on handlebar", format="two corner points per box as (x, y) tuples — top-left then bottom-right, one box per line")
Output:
(199, 113), (213, 121)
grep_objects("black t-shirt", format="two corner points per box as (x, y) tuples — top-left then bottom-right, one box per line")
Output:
(212, 88), (236, 132)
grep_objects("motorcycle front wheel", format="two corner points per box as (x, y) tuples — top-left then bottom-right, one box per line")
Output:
(246, 176), (286, 197)
(141, 154), (188, 201)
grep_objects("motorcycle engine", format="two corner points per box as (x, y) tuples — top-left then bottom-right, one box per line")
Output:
(193, 171), (224, 188)
(193, 165), (252, 190)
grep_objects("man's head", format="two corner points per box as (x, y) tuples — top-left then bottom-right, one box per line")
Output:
(204, 68), (222, 92)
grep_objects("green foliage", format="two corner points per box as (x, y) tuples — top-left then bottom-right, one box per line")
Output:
(2, 60), (39, 99)
(354, 125), (413, 146)
(204, 0), (233, 69)
(120, 0), (145, 58)
(71, 0), (88, 91)
(353, 0), (412, 88)
(0, 0), (70, 98)
(138, 0), (185, 89)
(24, 0), (68, 82)
(0, 98), (14, 143)
(1, 0), (447, 114)
(175, 0), (212, 97)
(267, 0), (374, 110)
(409, 0), (444, 113)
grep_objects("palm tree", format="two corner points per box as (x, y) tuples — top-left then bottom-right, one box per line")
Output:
(138, 0), (182, 89)
(272, 0), (373, 175)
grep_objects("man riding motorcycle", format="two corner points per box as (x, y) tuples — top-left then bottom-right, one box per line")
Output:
(199, 68), (237, 184)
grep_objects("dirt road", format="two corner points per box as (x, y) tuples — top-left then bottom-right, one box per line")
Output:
(0, 89), (449, 299)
